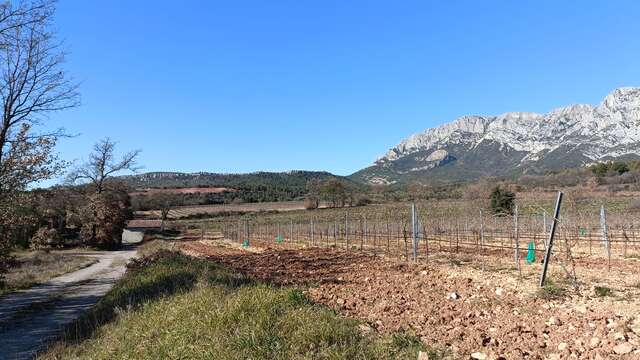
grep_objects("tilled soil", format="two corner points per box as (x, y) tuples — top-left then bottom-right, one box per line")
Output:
(181, 239), (640, 359)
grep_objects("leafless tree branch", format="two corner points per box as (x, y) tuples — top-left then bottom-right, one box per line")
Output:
(67, 138), (142, 194)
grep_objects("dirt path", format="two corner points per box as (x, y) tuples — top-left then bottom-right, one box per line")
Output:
(0, 247), (138, 360)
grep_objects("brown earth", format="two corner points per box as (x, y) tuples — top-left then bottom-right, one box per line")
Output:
(180, 238), (640, 360)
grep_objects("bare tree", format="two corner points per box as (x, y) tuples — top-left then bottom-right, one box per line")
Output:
(0, 0), (79, 280)
(148, 193), (172, 231)
(68, 138), (141, 194)
(0, 0), (79, 196)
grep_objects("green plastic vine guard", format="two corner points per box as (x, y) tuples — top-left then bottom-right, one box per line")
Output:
(276, 235), (284, 244)
(526, 242), (535, 264)
(242, 239), (249, 248)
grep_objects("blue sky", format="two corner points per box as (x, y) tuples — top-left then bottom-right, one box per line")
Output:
(46, 0), (640, 178)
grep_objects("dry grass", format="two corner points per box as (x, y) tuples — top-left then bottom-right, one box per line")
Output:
(1, 251), (97, 296)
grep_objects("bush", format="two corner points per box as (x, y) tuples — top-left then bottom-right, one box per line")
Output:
(30, 227), (63, 250)
(489, 186), (515, 215)
(355, 196), (372, 207)
(80, 190), (131, 250)
(611, 162), (629, 175)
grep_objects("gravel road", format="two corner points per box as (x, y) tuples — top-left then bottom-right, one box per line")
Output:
(0, 243), (139, 360)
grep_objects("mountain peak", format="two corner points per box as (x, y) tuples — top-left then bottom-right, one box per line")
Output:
(354, 87), (640, 184)
(598, 87), (640, 113)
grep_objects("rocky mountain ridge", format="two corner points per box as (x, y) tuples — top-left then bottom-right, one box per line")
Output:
(353, 87), (640, 184)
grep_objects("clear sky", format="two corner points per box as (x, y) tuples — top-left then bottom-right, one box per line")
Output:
(45, 0), (640, 178)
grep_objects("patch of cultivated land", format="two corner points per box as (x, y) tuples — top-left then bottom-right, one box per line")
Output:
(139, 200), (328, 219)
(129, 186), (234, 196)
(181, 237), (640, 359)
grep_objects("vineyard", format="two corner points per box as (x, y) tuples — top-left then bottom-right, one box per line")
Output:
(177, 193), (640, 277)
(174, 192), (640, 358)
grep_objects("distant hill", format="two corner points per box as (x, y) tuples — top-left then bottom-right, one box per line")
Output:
(118, 170), (350, 189)
(118, 170), (361, 203)
(351, 87), (640, 184)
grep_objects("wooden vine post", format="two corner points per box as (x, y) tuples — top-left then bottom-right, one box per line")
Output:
(411, 203), (418, 261)
(539, 191), (563, 287)
(514, 205), (521, 276)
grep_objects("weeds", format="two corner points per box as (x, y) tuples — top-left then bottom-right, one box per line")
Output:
(594, 286), (613, 297)
(537, 280), (567, 300)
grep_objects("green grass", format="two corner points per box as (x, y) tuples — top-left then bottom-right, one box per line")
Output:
(41, 251), (433, 359)
(0, 251), (97, 296)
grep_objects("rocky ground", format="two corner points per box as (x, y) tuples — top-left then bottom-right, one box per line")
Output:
(181, 237), (640, 360)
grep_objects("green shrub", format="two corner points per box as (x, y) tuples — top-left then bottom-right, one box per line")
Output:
(355, 196), (372, 207)
(489, 186), (515, 215)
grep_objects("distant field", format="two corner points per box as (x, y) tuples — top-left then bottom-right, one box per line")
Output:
(137, 189), (640, 221)
(129, 187), (234, 196)
(137, 201), (328, 219)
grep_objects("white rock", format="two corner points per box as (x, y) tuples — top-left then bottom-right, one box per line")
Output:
(470, 352), (487, 359)
(575, 305), (587, 314)
(495, 287), (504, 296)
(613, 342), (633, 355)
(447, 292), (459, 300)
(558, 342), (567, 351)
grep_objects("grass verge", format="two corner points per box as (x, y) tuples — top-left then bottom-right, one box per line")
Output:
(1, 251), (97, 296)
(41, 250), (432, 359)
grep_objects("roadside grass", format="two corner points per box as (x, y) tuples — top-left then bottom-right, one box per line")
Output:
(41, 251), (434, 360)
(136, 239), (176, 258)
(0, 251), (97, 296)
